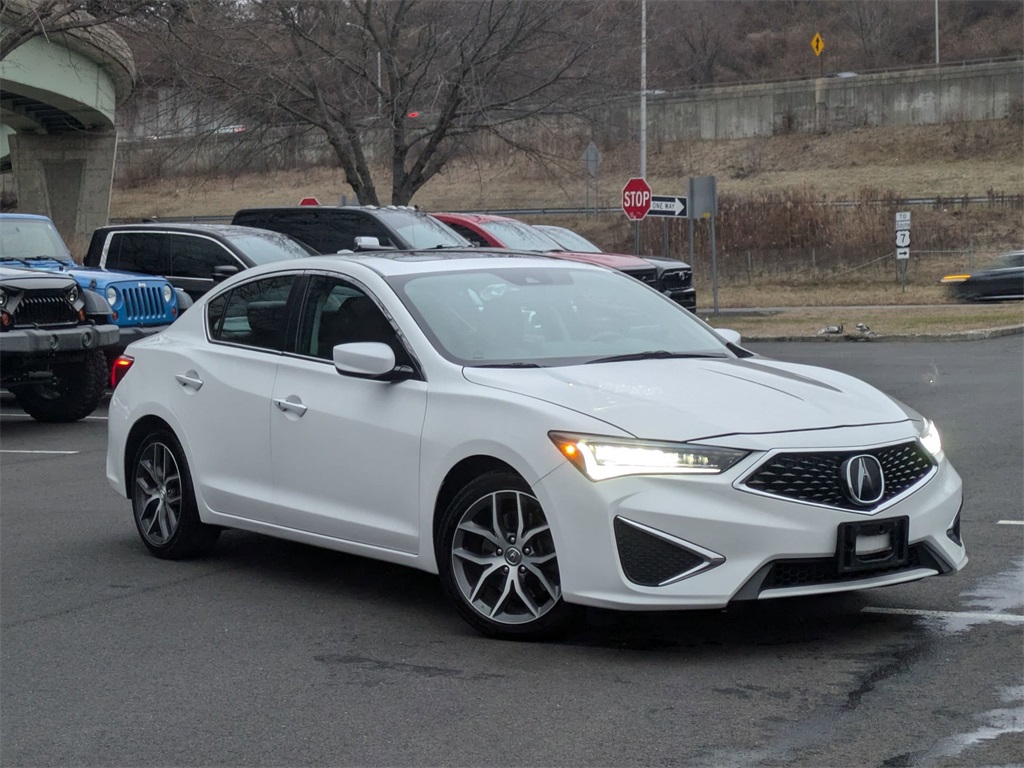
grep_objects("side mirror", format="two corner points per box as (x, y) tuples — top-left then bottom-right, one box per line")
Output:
(212, 265), (240, 282)
(353, 236), (382, 250)
(717, 328), (742, 345)
(333, 342), (413, 381)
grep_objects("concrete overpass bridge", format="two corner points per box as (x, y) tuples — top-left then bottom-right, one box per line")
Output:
(0, 2), (135, 249)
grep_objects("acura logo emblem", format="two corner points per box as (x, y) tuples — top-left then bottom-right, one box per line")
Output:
(841, 455), (885, 506)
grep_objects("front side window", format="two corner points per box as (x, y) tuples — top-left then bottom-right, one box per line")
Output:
(207, 274), (297, 351)
(295, 275), (410, 365)
(107, 233), (167, 274)
(169, 235), (238, 279)
(478, 220), (562, 252)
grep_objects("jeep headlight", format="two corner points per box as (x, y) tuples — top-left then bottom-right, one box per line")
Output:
(106, 286), (118, 306)
(550, 432), (749, 481)
(162, 284), (173, 303)
(0, 287), (7, 309)
(66, 284), (79, 304)
(920, 418), (943, 458)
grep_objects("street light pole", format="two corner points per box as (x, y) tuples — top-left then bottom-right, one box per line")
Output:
(934, 0), (940, 66)
(635, 0), (647, 256)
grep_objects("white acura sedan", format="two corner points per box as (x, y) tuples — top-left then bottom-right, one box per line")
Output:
(107, 252), (966, 639)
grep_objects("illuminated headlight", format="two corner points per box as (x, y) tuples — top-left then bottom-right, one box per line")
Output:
(106, 286), (118, 306)
(0, 287), (6, 308)
(66, 284), (79, 304)
(549, 432), (749, 481)
(920, 418), (943, 458)
(940, 274), (970, 283)
(162, 284), (173, 303)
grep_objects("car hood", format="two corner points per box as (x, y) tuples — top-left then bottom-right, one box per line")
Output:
(462, 357), (912, 442)
(0, 266), (76, 289)
(2, 260), (171, 288)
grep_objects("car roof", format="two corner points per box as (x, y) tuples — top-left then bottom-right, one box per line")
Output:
(433, 212), (516, 224)
(248, 249), (605, 279)
(99, 223), (291, 238)
(0, 213), (52, 222)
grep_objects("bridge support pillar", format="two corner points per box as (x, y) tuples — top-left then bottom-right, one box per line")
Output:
(9, 131), (117, 258)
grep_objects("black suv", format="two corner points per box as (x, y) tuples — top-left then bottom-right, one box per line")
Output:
(0, 266), (119, 421)
(231, 206), (471, 253)
(84, 223), (315, 301)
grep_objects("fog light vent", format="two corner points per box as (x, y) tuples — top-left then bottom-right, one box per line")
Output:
(613, 517), (721, 586)
(946, 504), (963, 546)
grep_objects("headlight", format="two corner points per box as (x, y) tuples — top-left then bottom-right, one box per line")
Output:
(549, 432), (749, 481)
(920, 418), (943, 458)
(940, 274), (971, 283)
(0, 287), (6, 308)
(163, 284), (174, 303)
(106, 286), (118, 306)
(66, 284), (79, 304)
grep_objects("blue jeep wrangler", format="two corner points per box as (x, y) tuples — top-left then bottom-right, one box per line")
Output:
(0, 214), (189, 361)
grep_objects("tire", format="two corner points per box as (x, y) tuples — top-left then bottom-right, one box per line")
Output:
(12, 350), (107, 423)
(130, 428), (220, 560)
(436, 470), (579, 640)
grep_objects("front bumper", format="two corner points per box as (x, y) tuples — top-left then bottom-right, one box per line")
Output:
(533, 444), (965, 611)
(664, 287), (697, 312)
(113, 324), (171, 346)
(0, 324), (120, 355)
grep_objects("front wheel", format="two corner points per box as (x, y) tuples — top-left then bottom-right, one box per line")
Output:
(131, 429), (220, 559)
(436, 470), (578, 640)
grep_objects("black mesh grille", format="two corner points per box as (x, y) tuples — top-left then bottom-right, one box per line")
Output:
(121, 285), (169, 323)
(760, 544), (929, 591)
(658, 269), (692, 290)
(742, 441), (934, 511)
(623, 268), (658, 287)
(12, 292), (78, 327)
(614, 518), (704, 586)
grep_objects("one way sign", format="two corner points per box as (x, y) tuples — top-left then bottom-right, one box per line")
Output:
(648, 195), (688, 218)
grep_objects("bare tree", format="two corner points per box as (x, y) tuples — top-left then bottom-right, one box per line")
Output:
(0, 0), (169, 59)
(152, 0), (615, 205)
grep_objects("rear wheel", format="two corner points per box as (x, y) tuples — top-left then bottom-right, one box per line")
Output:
(131, 429), (220, 559)
(12, 350), (107, 423)
(437, 470), (578, 640)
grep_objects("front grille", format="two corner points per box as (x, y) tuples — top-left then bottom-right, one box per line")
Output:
(12, 292), (78, 327)
(742, 441), (934, 511)
(623, 268), (658, 287)
(658, 269), (692, 291)
(759, 544), (933, 591)
(121, 285), (170, 324)
(614, 518), (704, 586)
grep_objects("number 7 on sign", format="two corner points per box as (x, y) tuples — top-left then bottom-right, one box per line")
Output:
(896, 231), (910, 248)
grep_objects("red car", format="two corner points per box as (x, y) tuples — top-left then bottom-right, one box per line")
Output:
(433, 212), (696, 312)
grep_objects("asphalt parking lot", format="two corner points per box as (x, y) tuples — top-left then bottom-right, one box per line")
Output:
(1, 338), (1021, 767)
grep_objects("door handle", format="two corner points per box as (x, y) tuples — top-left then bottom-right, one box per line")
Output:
(273, 396), (308, 417)
(175, 371), (204, 391)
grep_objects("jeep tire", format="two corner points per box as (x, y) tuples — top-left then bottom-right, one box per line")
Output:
(12, 350), (108, 423)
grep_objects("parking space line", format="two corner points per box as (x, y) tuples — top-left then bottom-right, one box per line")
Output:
(862, 606), (1024, 624)
(0, 450), (80, 455)
(0, 413), (108, 421)
(997, 520), (1024, 525)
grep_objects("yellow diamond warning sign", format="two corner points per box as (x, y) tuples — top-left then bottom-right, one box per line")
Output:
(811, 33), (825, 57)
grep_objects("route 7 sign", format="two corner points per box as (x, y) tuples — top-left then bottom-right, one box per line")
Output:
(895, 211), (911, 260)
(648, 195), (688, 218)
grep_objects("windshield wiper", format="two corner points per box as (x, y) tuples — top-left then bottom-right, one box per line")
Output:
(585, 350), (728, 365)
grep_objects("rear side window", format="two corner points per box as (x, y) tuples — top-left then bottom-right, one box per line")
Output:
(445, 222), (488, 247)
(168, 235), (238, 279)
(107, 233), (168, 274)
(234, 210), (393, 253)
(207, 275), (298, 351)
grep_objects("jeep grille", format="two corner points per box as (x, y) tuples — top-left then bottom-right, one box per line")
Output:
(121, 285), (170, 323)
(12, 292), (78, 327)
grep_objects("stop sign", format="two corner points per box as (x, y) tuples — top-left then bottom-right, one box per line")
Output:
(298, 197), (320, 206)
(622, 177), (652, 220)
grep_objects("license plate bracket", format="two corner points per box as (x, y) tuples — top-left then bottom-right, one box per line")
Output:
(836, 516), (909, 574)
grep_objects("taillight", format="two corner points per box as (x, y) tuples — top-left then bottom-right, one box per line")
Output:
(111, 354), (134, 389)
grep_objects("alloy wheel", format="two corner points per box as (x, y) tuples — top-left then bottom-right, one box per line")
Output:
(133, 441), (182, 546)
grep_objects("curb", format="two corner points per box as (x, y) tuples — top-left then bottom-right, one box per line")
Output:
(741, 324), (1024, 343)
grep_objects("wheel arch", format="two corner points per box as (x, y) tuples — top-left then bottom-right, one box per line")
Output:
(431, 455), (521, 557)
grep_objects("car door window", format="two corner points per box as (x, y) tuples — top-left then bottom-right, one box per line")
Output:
(207, 275), (298, 351)
(445, 222), (488, 247)
(296, 275), (410, 365)
(168, 234), (238, 279)
(107, 232), (168, 274)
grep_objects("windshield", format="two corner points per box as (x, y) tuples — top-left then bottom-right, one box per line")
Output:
(0, 218), (73, 262)
(386, 210), (471, 249)
(478, 220), (564, 252)
(537, 226), (602, 253)
(226, 231), (316, 264)
(392, 265), (727, 366)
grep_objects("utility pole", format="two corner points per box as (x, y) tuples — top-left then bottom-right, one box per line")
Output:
(635, 0), (647, 256)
